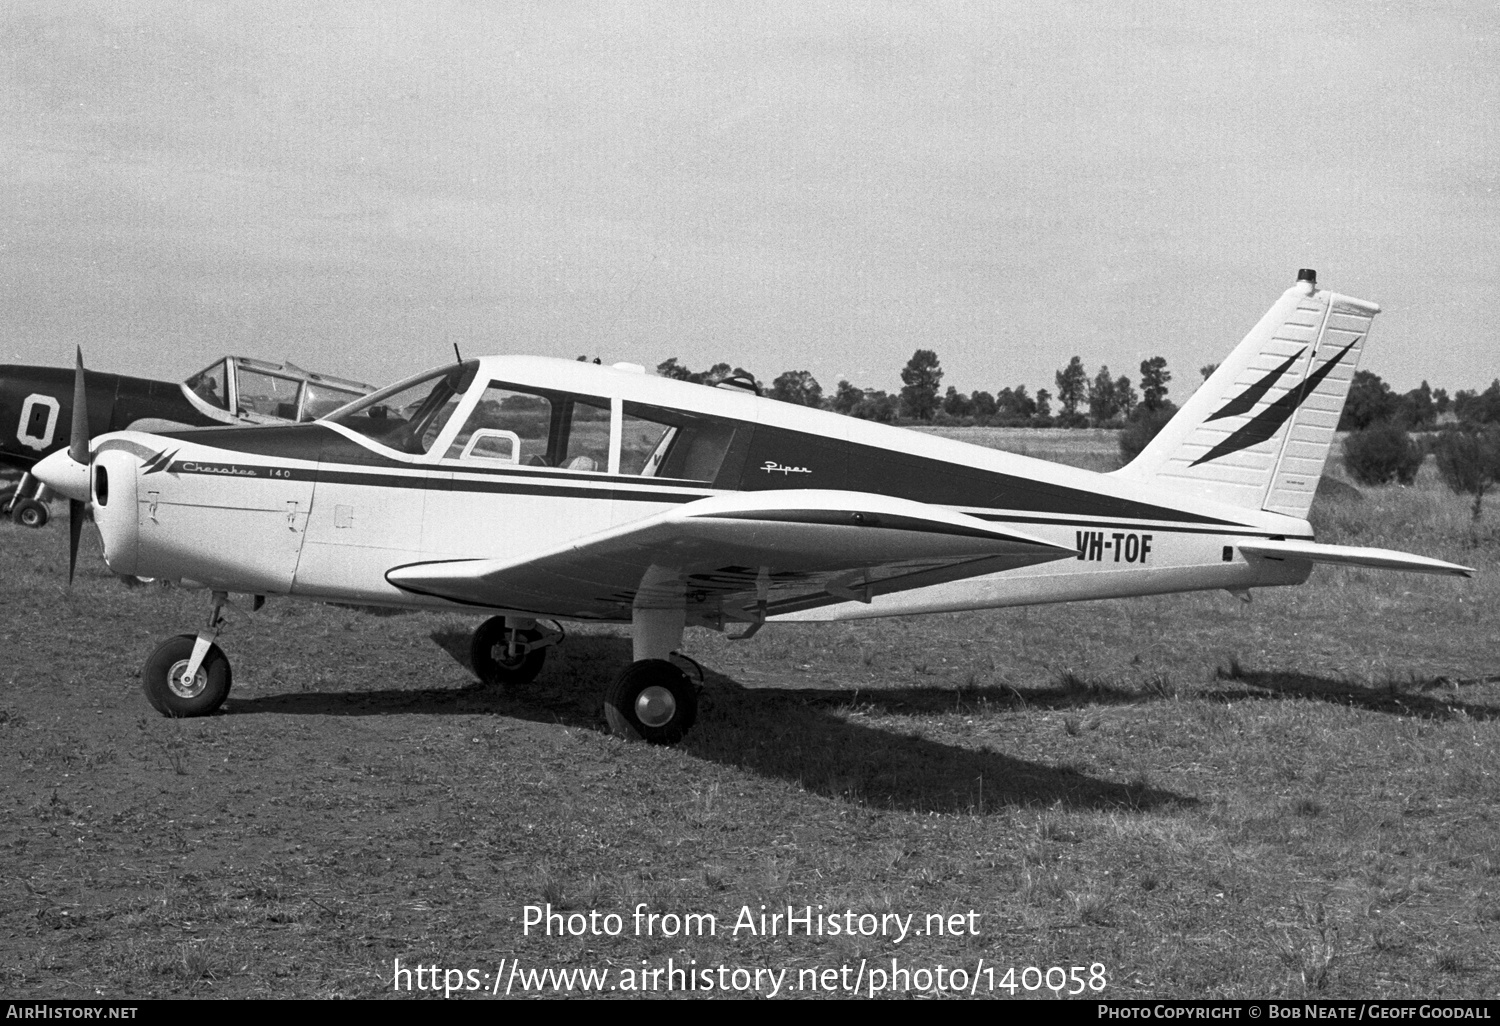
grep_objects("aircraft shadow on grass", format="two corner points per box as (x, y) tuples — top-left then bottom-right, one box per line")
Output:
(223, 632), (1193, 815)
(1215, 668), (1500, 723)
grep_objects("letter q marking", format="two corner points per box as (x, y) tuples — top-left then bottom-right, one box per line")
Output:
(17, 394), (60, 452)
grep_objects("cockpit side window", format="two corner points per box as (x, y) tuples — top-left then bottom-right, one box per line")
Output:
(444, 383), (610, 472)
(446, 386), (552, 465)
(185, 361), (230, 411)
(328, 362), (476, 455)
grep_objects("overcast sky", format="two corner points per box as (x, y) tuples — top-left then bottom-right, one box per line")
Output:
(2, 1), (1496, 399)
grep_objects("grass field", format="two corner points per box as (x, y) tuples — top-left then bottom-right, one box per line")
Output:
(1, 429), (1496, 999)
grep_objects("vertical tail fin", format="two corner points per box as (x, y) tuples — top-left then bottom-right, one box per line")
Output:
(1114, 270), (1379, 518)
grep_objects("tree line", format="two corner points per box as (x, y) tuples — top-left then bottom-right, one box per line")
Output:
(1338, 370), (1500, 521)
(644, 351), (1500, 520)
(649, 350), (1178, 430)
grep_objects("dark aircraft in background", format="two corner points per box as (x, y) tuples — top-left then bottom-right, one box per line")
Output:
(0, 355), (373, 527)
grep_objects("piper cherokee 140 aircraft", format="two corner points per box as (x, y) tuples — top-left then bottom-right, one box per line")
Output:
(33, 270), (1473, 744)
(0, 355), (373, 528)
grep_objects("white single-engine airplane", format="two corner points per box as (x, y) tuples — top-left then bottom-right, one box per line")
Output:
(34, 270), (1472, 743)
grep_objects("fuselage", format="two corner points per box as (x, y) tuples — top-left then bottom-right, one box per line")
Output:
(81, 356), (1312, 623)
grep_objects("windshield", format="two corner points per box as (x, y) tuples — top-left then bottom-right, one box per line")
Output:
(327, 361), (477, 455)
(184, 361), (230, 411)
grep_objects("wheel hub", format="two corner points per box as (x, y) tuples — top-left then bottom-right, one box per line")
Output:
(634, 686), (677, 728)
(491, 641), (526, 669)
(166, 659), (208, 699)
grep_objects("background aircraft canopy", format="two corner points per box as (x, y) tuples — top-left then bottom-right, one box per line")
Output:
(184, 356), (374, 424)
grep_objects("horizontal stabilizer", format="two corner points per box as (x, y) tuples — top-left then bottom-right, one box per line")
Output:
(386, 489), (1078, 618)
(1238, 539), (1473, 578)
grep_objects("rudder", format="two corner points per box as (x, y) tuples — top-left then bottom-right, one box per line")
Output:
(1114, 269), (1379, 519)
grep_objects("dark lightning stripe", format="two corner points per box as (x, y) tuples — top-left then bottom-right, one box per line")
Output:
(1191, 337), (1360, 467)
(1205, 349), (1304, 422)
(142, 448), (178, 475)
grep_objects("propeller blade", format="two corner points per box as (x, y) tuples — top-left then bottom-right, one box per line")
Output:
(68, 499), (84, 586)
(69, 346), (89, 466)
(67, 350), (89, 588)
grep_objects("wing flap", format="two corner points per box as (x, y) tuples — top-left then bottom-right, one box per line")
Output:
(386, 489), (1078, 617)
(1239, 539), (1474, 578)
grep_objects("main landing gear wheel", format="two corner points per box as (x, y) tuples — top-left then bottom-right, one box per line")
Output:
(469, 616), (548, 685)
(142, 634), (232, 717)
(604, 659), (697, 745)
(11, 498), (48, 529)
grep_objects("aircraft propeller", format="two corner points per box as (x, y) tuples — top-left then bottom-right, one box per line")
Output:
(65, 346), (90, 582)
(30, 348), (98, 581)
(67, 347), (89, 585)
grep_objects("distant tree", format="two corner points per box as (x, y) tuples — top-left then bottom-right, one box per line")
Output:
(1434, 428), (1500, 521)
(1034, 388), (1053, 421)
(1454, 380), (1500, 425)
(1453, 389), (1478, 419)
(1396, 381), (1437, 429)
(831, 380), (865, 416)
(1342, 423), (1424, 486)
(1118, 404), (1177, 464)
(970, 390), (997, 418)
(1114, 374), (1138, 419)
(853, 390), (899, 423)
(656, 357), (693, 381)
(1011, 384), (1037, 420)
(1003, 384), (1037, 421)
(1087, 365), (1120, 424)
(1140, 356), (1172, 413)
(1433, 388), (1451, 416)
(899, 350), (943, 420)
(1200, 362), (1220, 382)
(769, 370), (823, 407)
(1340, 370), (1398, 430)
(1055, 357), (1088, 421)
(940, 386), (972, 418)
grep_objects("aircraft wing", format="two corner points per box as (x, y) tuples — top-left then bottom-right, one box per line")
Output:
(385, 489), (1078, 623)
(1238, 539), (1474, 578)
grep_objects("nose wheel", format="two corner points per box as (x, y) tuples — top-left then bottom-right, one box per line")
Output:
(142, 634), (232, 717)
(469, 616), (557, 685)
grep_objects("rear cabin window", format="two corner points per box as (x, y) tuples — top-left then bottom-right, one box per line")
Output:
(622, 402), (750, 485)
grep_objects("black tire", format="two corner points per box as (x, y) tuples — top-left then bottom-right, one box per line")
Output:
(12, 498), (48, 529)
(604, 659), (697, 745)
(142, 634), (232, 717)
(469, 617), (547, 685)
